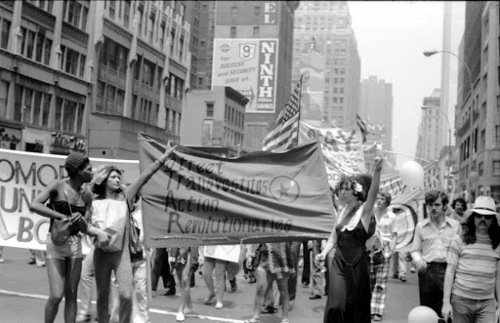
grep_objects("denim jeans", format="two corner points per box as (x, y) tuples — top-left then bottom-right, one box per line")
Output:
(451, 294), (496, 323)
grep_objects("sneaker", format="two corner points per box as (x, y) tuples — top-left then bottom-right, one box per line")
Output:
(176, 312), (185, 321)
(215, 301), (223, 309)
(28, 259), (36, 265)
(372, 314), (382, 321)
(410, 266), (416, 273)
(36, 263), (46, 268)
(399, 274), (407, 282)
(302, 282), (310, 288)
(0, 258), (5, 263)
(165, 287), (176, 296)
(391, 273), (398, 279)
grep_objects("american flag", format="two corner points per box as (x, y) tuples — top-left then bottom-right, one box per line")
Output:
(262, 78), (302, 152)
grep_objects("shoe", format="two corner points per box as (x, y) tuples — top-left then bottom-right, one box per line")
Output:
(176, 312), (185, 322)
(243, 318), (261, 323)
(372, 314), (382, 321)
(36, 263), (46, 268)
(302, 282), (310, 288)
(28, 259), (36, 265)
(261, 305), (277, 314)
(309, 294), (321, 300)
(410, 266), (416, 273)
(0, 258), (5, 263)
(281, 318), (290, 323)
(76, 316), (91, 323)
(229, 278), (237, 292)
(215, 301), (223, 309)
(391, 273), (398, 279)
(203, 294), (216, 305)
(165, 287), (176, 296)
(399, 274), (407, 282)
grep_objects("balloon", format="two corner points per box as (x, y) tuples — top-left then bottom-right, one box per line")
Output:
(399, 161), (424, 188)
(408, 306), (439, 323)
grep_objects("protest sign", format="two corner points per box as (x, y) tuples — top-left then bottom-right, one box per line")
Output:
(138, 133), (335, 247)
(0, 149), (139, 251)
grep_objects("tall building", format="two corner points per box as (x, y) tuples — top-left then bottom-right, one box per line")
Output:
(0, 0), (193, 160)
(416, 89), (442, 162)
(88, 0), (192, 159)
(359, 76), (393, 150)
(196, 1), (299, 152)
(292, 1), (361, 130)
(456, 1), (500, 201)
(359, 76), (394, 169)
(0, 1), (90, 154)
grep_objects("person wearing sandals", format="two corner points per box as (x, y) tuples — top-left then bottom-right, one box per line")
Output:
(168, 246), (200, 321)
(315, 157), (383, 323)
(244, 242), (295, 323)
(30, 153), (110, 323)
(91, 141), (176, 323)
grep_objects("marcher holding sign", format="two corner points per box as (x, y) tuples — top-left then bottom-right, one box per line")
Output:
(315, 157), (383, 323)
(29, 153), (110, 323)
(91, 141), (176, 323)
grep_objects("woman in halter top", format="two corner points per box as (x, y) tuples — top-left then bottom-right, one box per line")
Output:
(30, 153), (110, 323)
(315, 158), (383, 323)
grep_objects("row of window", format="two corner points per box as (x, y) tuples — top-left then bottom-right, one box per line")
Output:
(20, 27), (52, 65)
(130, 96), (160, 127)
(100, 38), (129, 75)
(224, 104), (244, 129)
(62, 0), (89, 31)
(0, 18), (11, 50)
(223, 127), (243, 147)
(96, 81), (125, 116)
(60, 45), (86, 78)
(12, 84), (84, 134)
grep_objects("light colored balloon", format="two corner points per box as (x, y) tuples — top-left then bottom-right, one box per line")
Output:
(408, 306), (439, 323)
(468, 171), (479, 184)
(399, 161), (424, 188)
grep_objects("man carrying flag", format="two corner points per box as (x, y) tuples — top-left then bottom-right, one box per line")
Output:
(245, 77), (303, 323)
(356, 114), (369, 145)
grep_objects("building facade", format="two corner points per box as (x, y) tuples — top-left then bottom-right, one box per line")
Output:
(416, 89), (442, 162)
(456, 1), (500, 202)
(0, 0), (193, 160)
(198, 1), (299, 152)
(292, 1), (361, 131)
(180, 86), (248, 153)
(0, 0), (90, 155)
(88, 0), (192, 159)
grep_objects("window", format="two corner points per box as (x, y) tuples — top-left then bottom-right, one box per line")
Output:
(61, 46), (85, 78)
(54, 97), (84, 133)
(148, 15), (154, 42)
(493, 161), (500, 176)
(0, 81), (9, 119)
(253, 26), (260, 38)
(170, 27), (176, 56)
(109, 0), (115, 18)
(1, 18), (11, 50)
(254, 6), (261, 16)
(231, 6), (238, 18)
(206, 102), (214, 117)
(496, 125), (500, 147)
(62, 0), (88, 30)
(179, 35), (184, 61)
(142, 59), (155, 87)
(105, 85), (115, 114)
(124, 1), (131, 27)
(230, 26), (237, 38)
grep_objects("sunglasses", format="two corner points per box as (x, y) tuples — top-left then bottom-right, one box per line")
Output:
(474, 213), (496, 220)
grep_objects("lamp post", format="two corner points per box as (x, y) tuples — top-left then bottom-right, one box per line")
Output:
(423, 49), (475, 201)
(421, 105), (452, 193)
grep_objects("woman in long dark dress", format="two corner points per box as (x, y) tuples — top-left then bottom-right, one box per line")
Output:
(316, 158), (383, 323)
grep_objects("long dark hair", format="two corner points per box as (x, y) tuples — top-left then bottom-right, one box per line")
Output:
(334, 174), (372, 202)
(463, 212), (500, 249)
(92, 166), (123, 198)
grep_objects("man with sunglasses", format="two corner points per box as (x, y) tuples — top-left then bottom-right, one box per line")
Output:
(442, 196), (500, 322)
(411, 190), (461, 319)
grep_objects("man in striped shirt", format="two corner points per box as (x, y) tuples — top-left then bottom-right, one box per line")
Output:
(411, 190), (462, 319)
(442, 196), (500, 322)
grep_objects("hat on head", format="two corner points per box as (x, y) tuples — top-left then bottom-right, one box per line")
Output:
(471, 196), (498, 216)
(64, 153), (88, 175)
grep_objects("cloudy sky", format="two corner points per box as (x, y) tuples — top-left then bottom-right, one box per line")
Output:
(348, 1), (465, 167)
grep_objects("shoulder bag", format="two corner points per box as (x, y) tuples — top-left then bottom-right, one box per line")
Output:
(50, 188), (88, 246)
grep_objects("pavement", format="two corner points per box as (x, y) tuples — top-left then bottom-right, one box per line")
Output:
(0, 247), (420, 322)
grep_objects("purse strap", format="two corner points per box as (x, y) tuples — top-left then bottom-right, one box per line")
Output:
(62, 187), (75, 217)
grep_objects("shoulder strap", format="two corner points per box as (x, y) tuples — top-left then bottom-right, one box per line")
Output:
(62, 186), (74, 216)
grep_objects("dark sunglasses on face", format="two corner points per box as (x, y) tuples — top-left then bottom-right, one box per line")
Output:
(474, 213), (496, 220)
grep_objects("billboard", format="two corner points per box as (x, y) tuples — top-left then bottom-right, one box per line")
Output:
(298, 46), (325, 120)
(212, 38), (278, 113)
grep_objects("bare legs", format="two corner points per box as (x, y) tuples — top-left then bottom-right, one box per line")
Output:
(249, 268), (289, 322)
(45, 257), (82, 323)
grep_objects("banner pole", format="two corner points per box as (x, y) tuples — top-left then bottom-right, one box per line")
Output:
(296, 75), (303, 145)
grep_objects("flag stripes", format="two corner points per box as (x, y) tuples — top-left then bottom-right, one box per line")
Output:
(262, 78), (302, 152)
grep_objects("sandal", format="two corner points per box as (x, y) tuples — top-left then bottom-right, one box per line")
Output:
(203, 294), (216, 304)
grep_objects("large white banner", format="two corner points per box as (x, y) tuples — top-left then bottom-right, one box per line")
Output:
(299, 121), (367, 188)
(212, 38), (278, 113)
(0, 149), (139, 251)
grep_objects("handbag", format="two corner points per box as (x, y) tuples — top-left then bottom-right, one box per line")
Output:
(50, 188), (87, 246)
(128, 200), (144, 262)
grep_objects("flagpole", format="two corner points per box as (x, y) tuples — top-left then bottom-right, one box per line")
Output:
(296, 75), (303, 144)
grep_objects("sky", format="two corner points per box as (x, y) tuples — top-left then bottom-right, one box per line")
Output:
(348, 1), (465, 167)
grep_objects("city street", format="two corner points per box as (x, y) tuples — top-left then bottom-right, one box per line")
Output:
(0, 247), (420, 323)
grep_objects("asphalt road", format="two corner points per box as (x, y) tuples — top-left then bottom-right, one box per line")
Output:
(0, 247), (420, 322)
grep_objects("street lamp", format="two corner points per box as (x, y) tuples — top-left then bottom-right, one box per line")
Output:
(423, 49), (476, 202)
(421, 105), (453, 193)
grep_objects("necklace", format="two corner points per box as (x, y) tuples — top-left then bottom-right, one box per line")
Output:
(65, 182), (83, 205)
